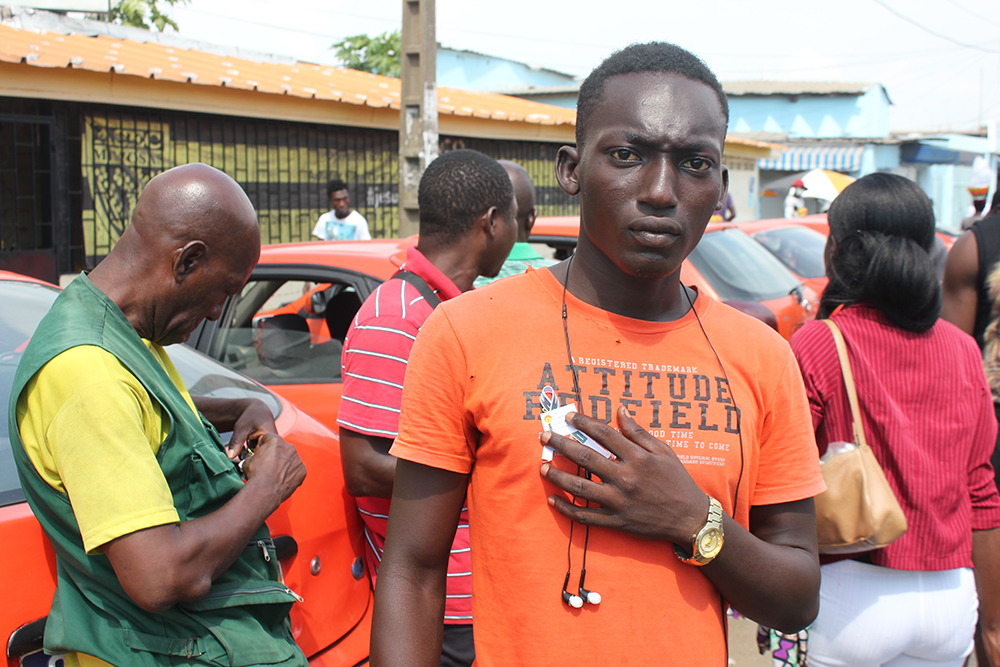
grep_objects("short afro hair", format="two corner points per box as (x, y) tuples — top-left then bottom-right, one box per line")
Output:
(418, 149), (514, 243)
(576, 42), (729, 148)
(327, 178), (348, 198)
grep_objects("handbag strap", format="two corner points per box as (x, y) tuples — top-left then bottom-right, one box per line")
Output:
(822, 319), (868, 450)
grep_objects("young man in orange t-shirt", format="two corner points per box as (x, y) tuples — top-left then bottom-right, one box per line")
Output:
(372, 42), (825, 667)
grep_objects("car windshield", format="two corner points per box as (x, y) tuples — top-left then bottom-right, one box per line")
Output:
(687, 229), (802, 302)
(0, 280), (280, 508)
(752, 226), (828, 279)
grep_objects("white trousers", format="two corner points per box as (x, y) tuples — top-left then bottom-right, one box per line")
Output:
(808, 559), (978, 667)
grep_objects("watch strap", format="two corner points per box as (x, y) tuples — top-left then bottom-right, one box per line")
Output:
(673, 496), (724, 566)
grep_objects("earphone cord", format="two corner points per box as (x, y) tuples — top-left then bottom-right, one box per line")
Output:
(561, 252), (580, 394)
(682, 285), (745, 525)
(682, 285), (744, 667)
(560, 253), (590, 597)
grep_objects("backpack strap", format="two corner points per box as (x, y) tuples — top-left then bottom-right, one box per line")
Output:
(392, 270), (442, 309)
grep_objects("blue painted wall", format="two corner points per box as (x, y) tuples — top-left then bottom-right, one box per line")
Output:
(728, 87), (890, 139)
(437, 48), (577, 92)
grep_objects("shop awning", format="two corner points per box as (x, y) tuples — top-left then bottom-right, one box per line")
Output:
(758, 146), (864, 172)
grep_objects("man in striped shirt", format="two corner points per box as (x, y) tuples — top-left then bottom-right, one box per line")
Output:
(337, 149), (516, 667)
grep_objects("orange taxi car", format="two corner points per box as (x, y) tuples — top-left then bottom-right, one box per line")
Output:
(727, 218), (830, 296)
(731, 215), (957, 299)
(1, 272), (373, 667)
(187, 238), (413, 429)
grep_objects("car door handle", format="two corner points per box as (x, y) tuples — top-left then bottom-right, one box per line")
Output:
(273, 535), (298, 561)
(7, 616), (45, 659)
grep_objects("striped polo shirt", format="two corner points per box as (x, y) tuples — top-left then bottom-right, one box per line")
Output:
(337, 245), (472, 623)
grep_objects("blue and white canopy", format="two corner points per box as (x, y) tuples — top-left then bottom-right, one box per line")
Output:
(759, 146), (863, 172)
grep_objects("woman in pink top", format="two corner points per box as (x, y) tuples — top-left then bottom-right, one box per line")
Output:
(791, 173), (1000, 667)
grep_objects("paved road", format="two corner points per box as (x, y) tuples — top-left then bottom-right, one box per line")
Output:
(727, 616), (772, 666)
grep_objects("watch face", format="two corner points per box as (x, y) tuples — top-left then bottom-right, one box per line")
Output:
(698, 528), (723, 558)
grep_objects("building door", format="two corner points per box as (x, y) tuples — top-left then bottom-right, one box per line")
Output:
(0, 114), (57, 283)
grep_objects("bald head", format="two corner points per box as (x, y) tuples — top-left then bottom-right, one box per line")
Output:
(127, 163), (259, 258)
(499, 161), (536, 242)
(92, 163), (261, 345)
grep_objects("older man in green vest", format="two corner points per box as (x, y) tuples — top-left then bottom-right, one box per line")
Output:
(10, 163), (308, 667)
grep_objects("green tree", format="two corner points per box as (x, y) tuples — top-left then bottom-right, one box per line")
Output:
(331, 29), (402, 78)
(103, 0), (188, 32)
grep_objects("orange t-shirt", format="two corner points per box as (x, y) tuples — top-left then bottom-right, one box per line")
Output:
(392, 268), (824, 667)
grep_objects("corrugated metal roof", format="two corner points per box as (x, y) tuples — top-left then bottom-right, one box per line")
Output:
(722, 81), (877, 97)
(725, 136), (786, 151)
(0, 22), (576, 126)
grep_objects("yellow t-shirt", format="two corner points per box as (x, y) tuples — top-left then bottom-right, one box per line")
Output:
(17, 341), (200, 667)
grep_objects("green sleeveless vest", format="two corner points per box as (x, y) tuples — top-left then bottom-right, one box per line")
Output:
(9, 275), (307, 667)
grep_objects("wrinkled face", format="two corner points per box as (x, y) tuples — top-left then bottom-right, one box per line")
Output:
(572, 73), (728, 280)
(160, 241), (259, 346)
(329, 189), (351, 218)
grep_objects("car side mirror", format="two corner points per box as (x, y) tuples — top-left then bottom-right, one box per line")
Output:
(311, 290), (328, 315)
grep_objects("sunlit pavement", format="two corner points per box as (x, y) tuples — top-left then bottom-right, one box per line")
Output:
(727, 615), (980, 666)
(727, 615), (772, 666)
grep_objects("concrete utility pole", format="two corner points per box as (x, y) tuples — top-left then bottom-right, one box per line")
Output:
(397, 0), (438, 237)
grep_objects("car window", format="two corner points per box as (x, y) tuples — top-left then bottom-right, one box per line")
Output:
(210, 278), (361, 386)
(752, 226), (828, 279)
(0, 281), (60, 507)
(169, 344), (281, 419)
(0, 281), (283, 508)
(687, 229), (802, 302)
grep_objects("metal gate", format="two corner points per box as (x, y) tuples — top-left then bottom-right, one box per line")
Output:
(0, 113), (57, 282)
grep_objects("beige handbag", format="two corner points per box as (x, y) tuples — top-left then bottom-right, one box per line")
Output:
(814, 319), (908, 555)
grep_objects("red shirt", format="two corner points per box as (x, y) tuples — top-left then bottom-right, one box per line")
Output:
(337, 246), (472, 622)
(791, 306), (1000, 570)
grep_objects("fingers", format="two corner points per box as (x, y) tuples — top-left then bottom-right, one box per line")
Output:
(614, 407), (665, 454)
(540, 407), (704, 544)
(242, 434), (307, 491)
(547, 492), (617, 528)
(559, 411), (633, 462)
(540, 460), (620, 529)
(539, 458), (608, 505)
(227, 399), (278, 451)
(555, 408), (671, 465)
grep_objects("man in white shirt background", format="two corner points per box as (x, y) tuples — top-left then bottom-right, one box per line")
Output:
(312, 178), (372, 240)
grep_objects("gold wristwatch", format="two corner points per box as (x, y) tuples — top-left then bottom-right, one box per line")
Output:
(673, 496), (725, 566)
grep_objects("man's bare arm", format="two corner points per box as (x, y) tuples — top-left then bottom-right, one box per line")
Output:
(540, 407), (820, 632)
(339, 427), (396, 498)
(103, 432), (306, 613)
(371, 460), (469, 667)
(974, 528), (1000, 667)
(941, 231), (980, 335)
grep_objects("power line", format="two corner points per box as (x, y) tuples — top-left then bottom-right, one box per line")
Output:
(872, 0), (1000, 53)
(941, 0), (1000, 30)
(177, 6), (364, 40)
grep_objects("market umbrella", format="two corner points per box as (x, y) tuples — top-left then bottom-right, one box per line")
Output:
(762, 169), (856, 202)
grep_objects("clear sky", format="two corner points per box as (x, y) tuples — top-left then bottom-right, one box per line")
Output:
(169, 0), (1000, 133)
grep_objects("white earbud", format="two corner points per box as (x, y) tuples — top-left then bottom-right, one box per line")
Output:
(579, 587), (602, 605)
